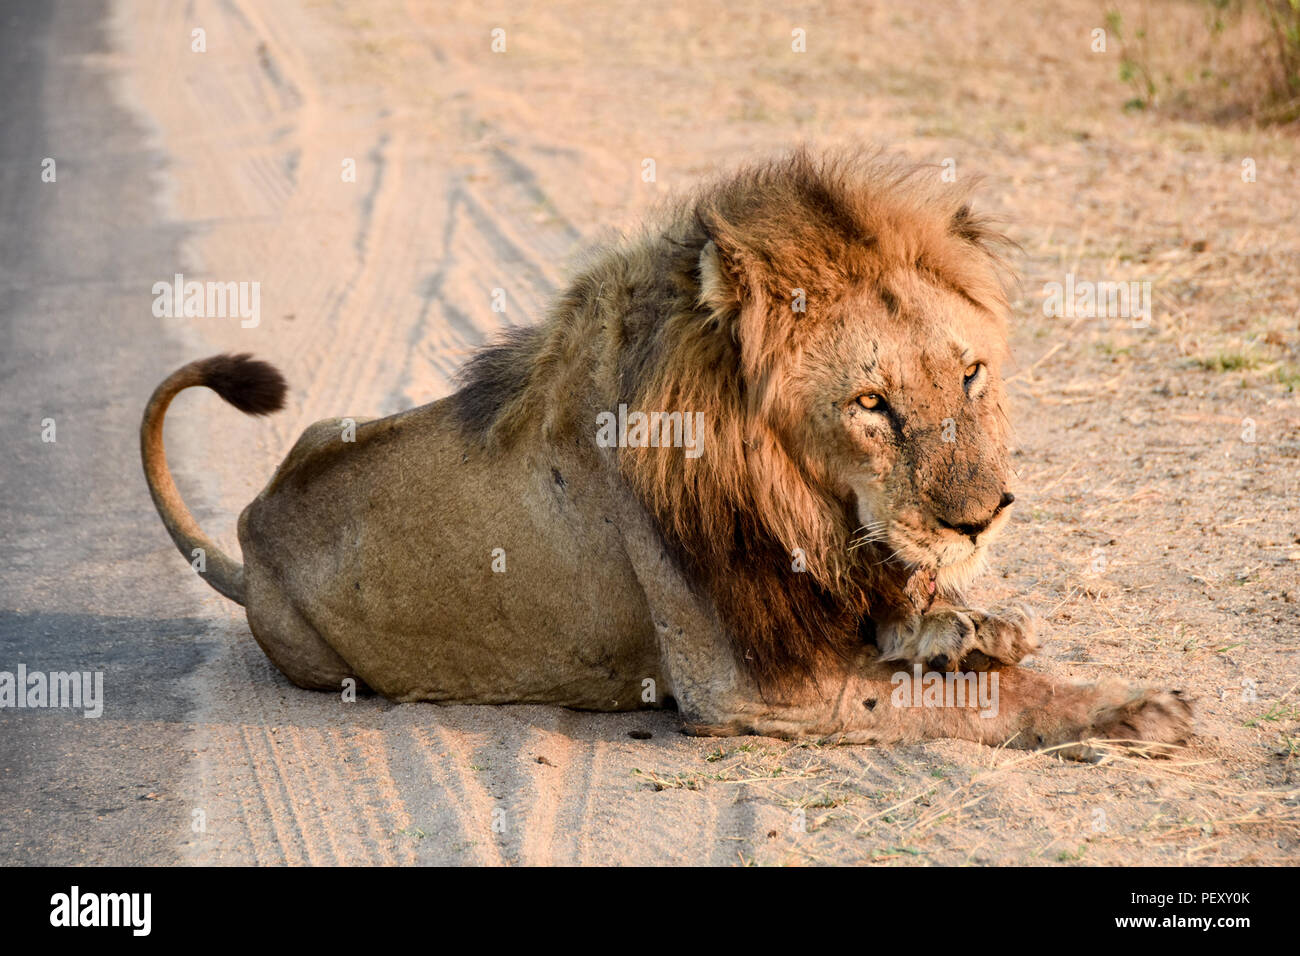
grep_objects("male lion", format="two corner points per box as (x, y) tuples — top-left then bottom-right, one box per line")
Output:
(142, 150), (1191, 756)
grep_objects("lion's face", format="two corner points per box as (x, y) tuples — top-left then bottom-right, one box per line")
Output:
(788, 274), (1014, 594)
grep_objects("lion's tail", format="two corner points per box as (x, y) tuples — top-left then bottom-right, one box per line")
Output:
(140, 354), (287, 606)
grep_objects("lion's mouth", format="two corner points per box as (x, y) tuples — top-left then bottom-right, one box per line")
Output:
(881, 528), (990, 608)
(850, 508), (994, 602)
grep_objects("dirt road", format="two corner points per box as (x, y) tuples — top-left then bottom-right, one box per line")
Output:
(1, 0), (1296, 865)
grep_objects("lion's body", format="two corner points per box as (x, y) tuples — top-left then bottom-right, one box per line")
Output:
(239, 402), (662, 707)
(141, 150), (1193, 756)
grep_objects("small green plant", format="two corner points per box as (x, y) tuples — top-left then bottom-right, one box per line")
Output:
(1244, 701), (1300, 726)
(1278, 730), (1299, 757)
(1273, 364), (1300, 391)
(1194, 349), (1263, 372)
(1105, 1), (1300, 123)
(1107, 9), (1159, 109)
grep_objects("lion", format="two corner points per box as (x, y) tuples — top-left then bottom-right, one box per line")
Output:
(141, 149), (1191, 757)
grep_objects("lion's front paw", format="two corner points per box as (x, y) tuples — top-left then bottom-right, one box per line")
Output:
(878, 608), (975, 673)
(880, 604), (1041, 673)
(958, 605), (1040, 671)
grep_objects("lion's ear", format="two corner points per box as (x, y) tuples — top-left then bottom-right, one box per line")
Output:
(697, 240), (744, 317)
(950, 203), (981, 242)
(950, 202), (1010, 255)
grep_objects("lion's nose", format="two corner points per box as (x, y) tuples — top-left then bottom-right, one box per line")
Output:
(937, 491), (1014, 542)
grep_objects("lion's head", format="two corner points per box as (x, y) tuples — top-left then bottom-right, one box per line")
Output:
(626, 149), (1018, 688)
(759, 199), (1017, 599)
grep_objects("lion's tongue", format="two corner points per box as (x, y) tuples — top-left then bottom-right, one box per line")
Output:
(905, 569), (938, 610)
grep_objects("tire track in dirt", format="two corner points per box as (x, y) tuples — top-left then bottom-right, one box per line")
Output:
(551, 723), (615, 866)
(329, 726), (416, 865)
(238, 723), (320, 864)
(436, 707), (584, 867)
(513, 722), (574, 866)
(400, 718), (508, 866)
(397, 160), (569, 403)
(188, 627), (419, 866)
(226, 0), (344, 443)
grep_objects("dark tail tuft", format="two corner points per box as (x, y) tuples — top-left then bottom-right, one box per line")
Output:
(200, 353), (287, 415)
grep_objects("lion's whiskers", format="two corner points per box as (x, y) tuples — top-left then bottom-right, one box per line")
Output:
(847, 519), (891, 553)
(847, 533), (886, 552)
(847, 524), (890, 552)
(851, 520), (889, 536)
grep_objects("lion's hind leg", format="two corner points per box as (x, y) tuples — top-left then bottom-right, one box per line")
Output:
(243, 570), (366, 693)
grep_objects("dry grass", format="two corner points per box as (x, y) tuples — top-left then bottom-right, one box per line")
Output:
(1101, 0), (1300, 124)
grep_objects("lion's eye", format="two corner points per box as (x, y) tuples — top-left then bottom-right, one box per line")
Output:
(855, 393), (886, 411)
(963, 363), (984, 388)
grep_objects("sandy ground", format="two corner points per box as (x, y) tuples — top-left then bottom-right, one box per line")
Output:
(1, 0), (1297, 865)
